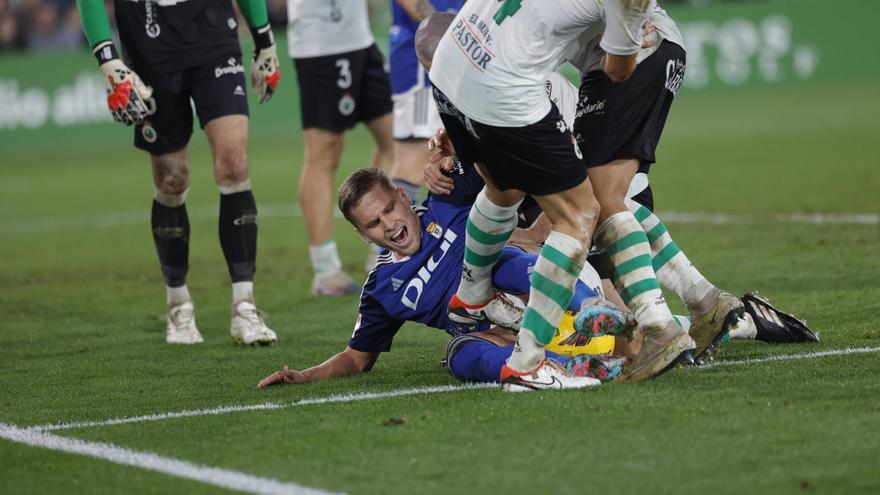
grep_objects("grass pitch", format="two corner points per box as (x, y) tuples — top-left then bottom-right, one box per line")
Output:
(1, 76), (879, 494)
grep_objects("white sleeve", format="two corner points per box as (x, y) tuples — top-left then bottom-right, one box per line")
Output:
(599, 0), (655, 56)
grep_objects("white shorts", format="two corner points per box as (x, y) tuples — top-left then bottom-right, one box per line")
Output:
(392, 85), (443, 140)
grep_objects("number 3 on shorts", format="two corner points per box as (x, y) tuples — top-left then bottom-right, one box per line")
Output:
(335, 58), (352, 89)
(494, 0), (523, 25)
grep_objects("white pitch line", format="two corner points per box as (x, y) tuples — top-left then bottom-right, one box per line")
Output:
(36, 402), (290, 432)
(33, 382), (497, 432)
(659, 211), (880, 225)
(29, 347), (880, 432)
(697, 345), (880, 369)
(0, 423), (340, 495)
(2, 205), (877, 234)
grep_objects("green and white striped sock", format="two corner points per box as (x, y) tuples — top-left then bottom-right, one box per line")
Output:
(458, 190), (520, 305)
(595, 211), (672, 328)
(627, 198), (714, 308)
(508, 231), (585, 372)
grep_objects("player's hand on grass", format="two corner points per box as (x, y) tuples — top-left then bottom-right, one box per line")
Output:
(93, 41), (155, 126)
(250, 24), (281, 104)
(424, 156), (456, 195)
(257, 366), (305, 388)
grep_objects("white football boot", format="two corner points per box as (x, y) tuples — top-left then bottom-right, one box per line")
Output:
(166, 302), (204, 345)
(448, 291), (526, 330)
(500, 359), (601, 392)
(230, 300), (277, 346)
(311, 270), (358, 297)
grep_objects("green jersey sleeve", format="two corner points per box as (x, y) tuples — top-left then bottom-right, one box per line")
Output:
(76, 0), (113, 47)
(235, 0), (269, 28)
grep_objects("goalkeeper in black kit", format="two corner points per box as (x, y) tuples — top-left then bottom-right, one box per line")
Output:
(76, 0), (282, 346)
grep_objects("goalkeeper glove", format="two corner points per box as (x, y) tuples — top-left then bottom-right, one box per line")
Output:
(93, 41), (155, 126)
(250, 24), (281, 104)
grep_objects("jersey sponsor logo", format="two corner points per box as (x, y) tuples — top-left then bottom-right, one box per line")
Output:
(665, 58), (686, 95)
(234, 85), (245, 96)
(215, 58), (244, 79)
(450, 17), (493, 71)
(401, 228), (458, 311)
(141, 121), (157, 143)
(575, 97), (605, 119)
(391, 278), (404, 291)
(227, 17), (237, 30)
(426, 222), (442, 239)
(144, 0), (160, 38)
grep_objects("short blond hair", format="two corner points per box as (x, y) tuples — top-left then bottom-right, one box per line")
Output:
(338, 167), (396, 225)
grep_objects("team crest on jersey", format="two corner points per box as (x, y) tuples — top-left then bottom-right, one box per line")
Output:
(338, 94), (355, 116)
(141, 121), (157, 143)
(426, 222), (443, 239)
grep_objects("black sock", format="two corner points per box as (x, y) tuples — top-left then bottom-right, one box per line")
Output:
(218, 190), (258, 283)
(151, 200), (189, 287)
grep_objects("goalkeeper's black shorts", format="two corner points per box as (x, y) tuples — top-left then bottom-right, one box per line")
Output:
(133, 52), (249, 155)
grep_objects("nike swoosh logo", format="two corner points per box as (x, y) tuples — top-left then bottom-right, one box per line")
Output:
(523, 375), (562, 389)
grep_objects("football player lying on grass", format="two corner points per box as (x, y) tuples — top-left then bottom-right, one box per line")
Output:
(259, 166), (641, 391)
(256, 166), (817, 390)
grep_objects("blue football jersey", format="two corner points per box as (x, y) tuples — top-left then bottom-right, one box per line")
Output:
(349, 160), (485, 353)
(389, 0), (463, 95)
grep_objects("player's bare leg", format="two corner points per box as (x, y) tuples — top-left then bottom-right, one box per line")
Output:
(299, 127), (358, 296)
(589, 158), (693, 380)
(364, 113), (395, 174)
(205, 115), (276, 345)
(151, 147), (202, 344)
(391, 138), (428, 196)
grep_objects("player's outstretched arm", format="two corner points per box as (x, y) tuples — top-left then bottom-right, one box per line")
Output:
(256, 347), (380, 388)
(235, 0), (281, 104)
(76, 0), (155, 126)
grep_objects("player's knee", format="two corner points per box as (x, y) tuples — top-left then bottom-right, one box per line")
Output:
(156, 176), (189, 196)
(154, 168), (189, 195)
(152, 152), (190, 194)
(214, 154), (249, 187)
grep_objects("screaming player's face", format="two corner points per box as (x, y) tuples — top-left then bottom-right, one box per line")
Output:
(349, 185), (422, 257)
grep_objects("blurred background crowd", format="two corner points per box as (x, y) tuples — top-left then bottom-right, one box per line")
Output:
(0, 0), (714, 54)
